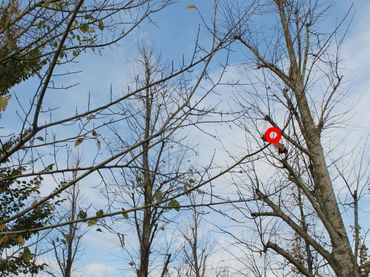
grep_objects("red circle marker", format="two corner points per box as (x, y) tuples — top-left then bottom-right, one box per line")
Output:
(264, 127), (282, 144)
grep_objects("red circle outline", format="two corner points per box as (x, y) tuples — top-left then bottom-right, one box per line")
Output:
(264, 127), (282, 144)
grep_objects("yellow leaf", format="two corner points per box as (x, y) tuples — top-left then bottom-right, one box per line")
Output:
(64, 233), (74, 242)
(87, 218), (98, 227)
(0, 95), (11, 112)
(75, 137), (84, 147)
(186, 4), (197, 9)
(16, 235), (25, 246)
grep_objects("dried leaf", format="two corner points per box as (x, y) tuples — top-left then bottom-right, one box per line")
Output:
(75, 137), (84, 147)
(118, 233), (125, 247)
(92, 129), (97, 136)
(96, 139), (101, 150)
(186, 4), (197, 9)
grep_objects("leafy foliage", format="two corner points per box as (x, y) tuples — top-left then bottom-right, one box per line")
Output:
(0, 141), (58, 275)
(0, 1), (45, 101)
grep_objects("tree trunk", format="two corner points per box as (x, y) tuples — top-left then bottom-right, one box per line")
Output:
(294, 80), (360, 277)
(138, 69), (153, 277)
(276, 0), (360, 272)
(138, 208), (151, 277)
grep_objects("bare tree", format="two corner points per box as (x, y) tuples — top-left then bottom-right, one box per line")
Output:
(0, 0), (227, 236)
(179, 194), (211, 277)
(98, 44), (223, 276)
(47, 157), (88, 277)
(217, 0), (369, 276)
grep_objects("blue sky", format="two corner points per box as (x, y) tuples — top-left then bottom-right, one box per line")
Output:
(2, 0), (370, 276)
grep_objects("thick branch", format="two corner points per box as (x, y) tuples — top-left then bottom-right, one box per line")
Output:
(255, 188), (332, 262)
(266, 241), (312, 277)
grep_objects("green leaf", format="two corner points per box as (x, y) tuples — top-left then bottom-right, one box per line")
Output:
(95, 209), (104, 217)
(36, 20), (45, 29)
(64, 233), (74, 242)
(35, 136), (44, 141)
(186, 4), (197, 9)
(22, 247), (32, 263)
(79, 23), (89, 33)
(98, 20), (104, 31)
(78, 210), (87, 219)
(155, 190), (163, 202)
(96, 228), (103, 232)
(168, 199), (180, 211)
(122, 209), (129, 219)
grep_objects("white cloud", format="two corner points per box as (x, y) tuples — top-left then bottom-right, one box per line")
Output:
(81, 263), (118, 277)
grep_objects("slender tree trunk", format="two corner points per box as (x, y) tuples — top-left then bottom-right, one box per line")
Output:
(138, 209), (151, 277)
(138, 68), (153, 277)
(65, 181), (78, 277)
